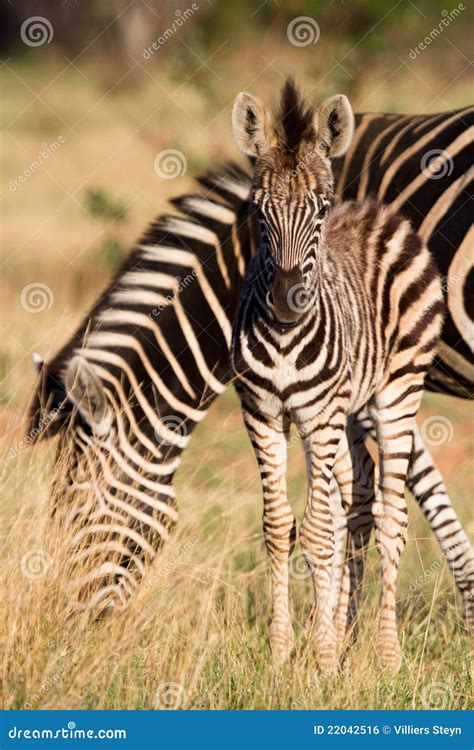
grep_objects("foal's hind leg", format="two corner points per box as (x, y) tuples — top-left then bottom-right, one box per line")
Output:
(332, 422), (375, 651)
(328, 477), (348, 620)
(369, 380), (426, 674)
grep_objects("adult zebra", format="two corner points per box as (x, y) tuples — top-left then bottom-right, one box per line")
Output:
(28, 97), (473, 623)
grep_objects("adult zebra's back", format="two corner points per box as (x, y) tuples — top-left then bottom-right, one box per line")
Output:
(334, 107), (473, 398)
(28, 105), (473, 616)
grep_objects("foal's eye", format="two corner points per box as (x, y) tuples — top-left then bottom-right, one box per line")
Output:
(253, 199), (266, 220)
(317, 204), (327, 219)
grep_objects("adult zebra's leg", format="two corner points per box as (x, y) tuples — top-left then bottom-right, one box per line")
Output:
(355, 406), (474, 633)
(409, 423), (474, 632)
(240, 396), (296, 666)
(332, 422), (376, 650)
(300, 411), (347, 674)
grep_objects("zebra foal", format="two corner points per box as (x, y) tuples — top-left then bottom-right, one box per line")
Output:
(230, 80), (444, 673)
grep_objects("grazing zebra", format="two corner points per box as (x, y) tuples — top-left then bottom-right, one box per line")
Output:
(28, 169), (254, 610)
(28, 94), (472, 625)
(230, 80), (444, 672)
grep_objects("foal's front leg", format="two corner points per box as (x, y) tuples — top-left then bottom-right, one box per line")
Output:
(300, 411), (346, 674)
(241, 401), (296, 666)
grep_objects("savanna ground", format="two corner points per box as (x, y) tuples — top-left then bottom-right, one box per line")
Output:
(1, 0), (473, 711)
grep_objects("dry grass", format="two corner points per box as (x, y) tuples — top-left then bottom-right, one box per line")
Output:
(1, 389), (472, 710)
(1, 40), (473, 710)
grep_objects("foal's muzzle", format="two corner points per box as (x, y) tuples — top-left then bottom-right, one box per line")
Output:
(267, 266), (309, 325)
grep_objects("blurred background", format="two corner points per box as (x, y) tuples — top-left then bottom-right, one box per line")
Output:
(1, 0), (472, 410)
(1, 0), (473, 710)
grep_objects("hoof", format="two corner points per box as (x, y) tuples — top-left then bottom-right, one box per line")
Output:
(462, 589), (474, 636)
(377, 638), (402, 674)
(334, 607), (349, 650)
(270, 622), (294, 667)
(310, 611), (340, 673)
(318, 652), (339, 676)
(317, 636), (339, 676)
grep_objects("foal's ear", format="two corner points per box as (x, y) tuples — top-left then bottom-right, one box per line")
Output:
(232, 92), (275, 158)
(65, 355), (110, 434)
(314, 94), (354, 157)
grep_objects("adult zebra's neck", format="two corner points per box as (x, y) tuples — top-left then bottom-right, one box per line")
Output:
(28, 164), (255, 453)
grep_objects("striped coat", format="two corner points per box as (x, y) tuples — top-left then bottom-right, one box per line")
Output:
(28, 101), (472, 626)
(230, 81), (444, 672)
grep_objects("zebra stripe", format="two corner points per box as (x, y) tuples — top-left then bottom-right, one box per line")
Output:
(332, 107), (474, 626)
(28, 97), (472, 630)
(334, 106), (473, 398)
(231, 81), (444, 673)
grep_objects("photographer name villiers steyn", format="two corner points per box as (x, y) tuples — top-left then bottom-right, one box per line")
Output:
(313, 725), (462, 736)
(394, 726), (462, 736)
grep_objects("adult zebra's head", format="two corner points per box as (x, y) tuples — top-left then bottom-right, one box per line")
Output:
(231, 79), (354, 325)
(28, 353), (179, 612)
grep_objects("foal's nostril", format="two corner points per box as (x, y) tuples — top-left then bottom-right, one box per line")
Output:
(267, 291), (275, 307)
